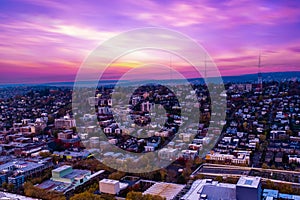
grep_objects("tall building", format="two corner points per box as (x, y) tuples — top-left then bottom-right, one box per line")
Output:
(236, 176), (262, 200)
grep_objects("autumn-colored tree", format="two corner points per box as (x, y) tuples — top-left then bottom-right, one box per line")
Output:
(262, 163), (269, 169)
(39, 151), (52, 158)
(194, 173), (205, 180)
(2, 182), (8, 189)
(108, 171), (126, 180)
(126, 191), (143, 200)
(126, 191), (165, 200)
(24, 182), (65, 200)
(7, 183), (14, 192)
(159, 169), (167, 182)
(70, 192), (104, 200)
(214, 176), (223, 182)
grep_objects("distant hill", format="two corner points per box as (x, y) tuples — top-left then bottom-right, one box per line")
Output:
(221, 71), (300, 83)
(0, 71), (299, 88)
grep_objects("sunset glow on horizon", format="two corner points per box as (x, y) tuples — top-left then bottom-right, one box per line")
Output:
(1, 0), (300, 83)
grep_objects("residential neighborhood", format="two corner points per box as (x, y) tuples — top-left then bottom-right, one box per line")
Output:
(0, 78), (299, 199)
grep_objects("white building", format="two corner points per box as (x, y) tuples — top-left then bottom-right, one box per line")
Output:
(99, 179), (120, 195)
(158, 148), (178, 160)
(206, 152), (250, 165)
(141, 101), (153, 112)
(288, 155), (300, 164)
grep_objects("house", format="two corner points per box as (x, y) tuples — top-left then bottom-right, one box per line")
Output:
(158, 148), (178, 160)
(146, 137), (161, 149)
(54, 116), (76, 129)
(275, 152), (283, 163)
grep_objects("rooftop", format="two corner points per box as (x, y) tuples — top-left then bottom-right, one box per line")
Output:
(62, 169), (90, 179)
(201, 184), (236, 200)
(143, 182), (185, 200)
(52, 165), (72, 173)
(100, 179), (119, 184)
(38, 180), (71, 193)
(236, 176), (261, 188)
(0, 161), (44, 174)
(0, 192), (38, 200)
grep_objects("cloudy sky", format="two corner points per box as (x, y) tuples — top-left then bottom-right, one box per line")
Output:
(1, 0), (300, 83)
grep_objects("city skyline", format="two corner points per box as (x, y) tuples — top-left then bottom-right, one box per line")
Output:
(1, 0), (300, 83)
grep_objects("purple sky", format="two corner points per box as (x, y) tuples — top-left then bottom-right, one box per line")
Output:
(1, 0), (300, 83)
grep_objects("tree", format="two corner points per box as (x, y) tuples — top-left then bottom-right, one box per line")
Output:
(262, 163), (269, 169)
(214, 176), (223, 182)
(265, 180), (274, 189)
(271, 164), (276, 169)
(143, 194), (166, 200)
(286, 130), (293, 136)
(194, 173), (205, 180)
(7, 183), (14, 192)
(194, 157), (203, 165)
(24, 182), (34, 197)
(70, 192), (104, 200)
(39, 151), (52, 158)
(126, 191), (143, 200)
(108, 171), (126, 180)
(159, 169), (167, 182)
(259, 134), (266, 142)
(2, 182), (8, 189)
(24, 182), (65, 200)
(126, 191), (165, 200)
(177, 175), (186, 184)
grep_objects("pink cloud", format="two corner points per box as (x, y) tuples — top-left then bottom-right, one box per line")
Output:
(0, 0), (300, 83)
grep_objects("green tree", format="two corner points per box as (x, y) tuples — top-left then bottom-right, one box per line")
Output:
(177, 175), (186, 184)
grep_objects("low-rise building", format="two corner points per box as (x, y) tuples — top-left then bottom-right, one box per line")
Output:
(0, 158), (53, 188)
(182, 176), (261, 200)
(143, 182), (185, 200)
(38, 165), (93, 194)
(99, 179), (128, 195)
(158, 148), (178, 160)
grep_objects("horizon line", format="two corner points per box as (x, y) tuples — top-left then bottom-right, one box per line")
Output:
(0, 70), (300, 86)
